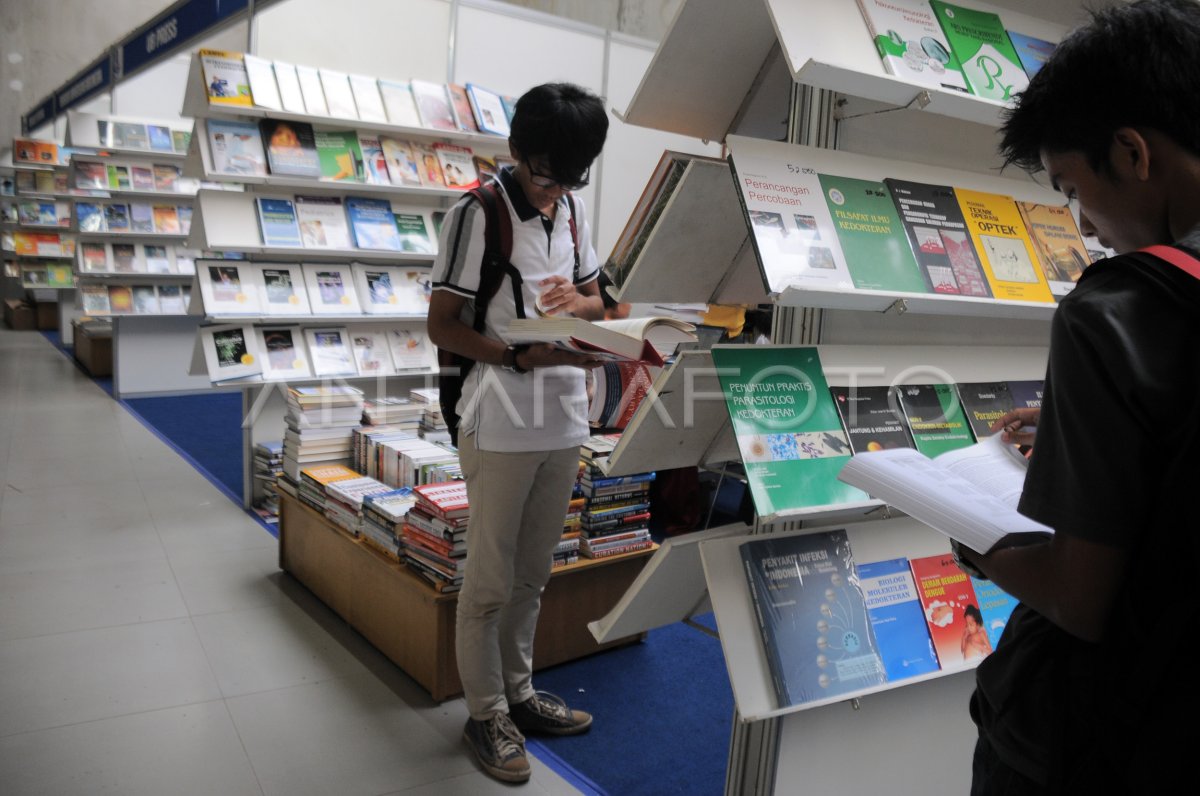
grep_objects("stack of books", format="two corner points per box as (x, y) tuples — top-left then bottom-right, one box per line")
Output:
(375, 437), (460, 488)
(578, 461), (655, 559)
(410, 387), (450, 442)
(556, 494), (585, 569)
(297, 463), (360, 513)
(362, 396), (425, 429)
(282, 386), (366, 481)
(252, 440), (284, 524)
(352, 424), (420, 477)
(402, 481), (470, 592)
(361, 487), (417, 560)
(324, 474), (393, 536)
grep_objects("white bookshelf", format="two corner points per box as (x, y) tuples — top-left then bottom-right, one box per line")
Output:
(64, 111), (192, 161)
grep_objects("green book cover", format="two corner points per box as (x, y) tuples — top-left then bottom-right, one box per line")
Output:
(819, 174), (928, 294)
(314, 130), (364, 182)
(894, 383), (975, 457)
(929, 0), (1029, 102)
(394, 213), (433, 254)
(711, 345), (867, 517)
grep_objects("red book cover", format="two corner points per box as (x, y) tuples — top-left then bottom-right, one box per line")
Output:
(909, 554), (987, 670)
(413, 481), (469, 518)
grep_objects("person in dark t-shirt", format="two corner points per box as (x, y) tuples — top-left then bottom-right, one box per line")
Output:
(952, 2), (1200, 793)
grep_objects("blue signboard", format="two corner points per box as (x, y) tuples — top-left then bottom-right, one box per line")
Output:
(115, 0), (249, 79)
(55, 56), (112, 114)
(21, 95), (56, 135)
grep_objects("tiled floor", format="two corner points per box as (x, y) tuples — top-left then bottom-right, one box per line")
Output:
(0, 329), (581, 795)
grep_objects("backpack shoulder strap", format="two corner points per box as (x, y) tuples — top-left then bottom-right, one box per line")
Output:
(564, 191), (581, 283)
(1138, 244), (1200, 281)
(468, 181), (527, 324)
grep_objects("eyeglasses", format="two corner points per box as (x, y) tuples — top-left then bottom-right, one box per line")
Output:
(527, 165), (590, 191)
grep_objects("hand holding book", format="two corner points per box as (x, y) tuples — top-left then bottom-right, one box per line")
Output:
(991, 407), (1040, 446)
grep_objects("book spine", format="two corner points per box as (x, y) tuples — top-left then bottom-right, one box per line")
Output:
(583, 540), (653, 558)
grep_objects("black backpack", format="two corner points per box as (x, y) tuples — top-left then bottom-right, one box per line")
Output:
(438, 181), (581, 446)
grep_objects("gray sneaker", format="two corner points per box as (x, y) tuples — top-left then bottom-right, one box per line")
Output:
(463, 712), (530, 783)
(509, 691), (593, 736)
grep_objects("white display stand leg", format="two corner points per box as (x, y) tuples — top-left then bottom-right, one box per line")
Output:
(58, 293), (80, 346)
(112, 315), (213, 398)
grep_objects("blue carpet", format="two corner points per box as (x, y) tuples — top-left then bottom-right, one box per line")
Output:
(529, 613), (732, 796)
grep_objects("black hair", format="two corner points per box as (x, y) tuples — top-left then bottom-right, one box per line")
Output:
(509, 83), (608, 183)
(964, 604), (984, 625)
(1000, 0), (1200, 174)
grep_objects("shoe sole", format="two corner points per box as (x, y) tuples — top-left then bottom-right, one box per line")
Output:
(462, 729), (531, 783)
(514, 714), (593, 736)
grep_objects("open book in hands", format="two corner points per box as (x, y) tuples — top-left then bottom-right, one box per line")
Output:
(502, 316), (697, 366)
(837, 433), (1053, 553)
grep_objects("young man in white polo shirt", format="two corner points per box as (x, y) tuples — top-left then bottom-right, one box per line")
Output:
(427, 82), (608, 784)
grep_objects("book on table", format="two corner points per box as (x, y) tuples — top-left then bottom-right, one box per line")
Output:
(502, 316), (697, 366)
(837, 432), (1054, 554)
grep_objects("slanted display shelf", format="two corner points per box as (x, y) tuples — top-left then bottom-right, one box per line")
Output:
(64, 111), (192, 162)
(615, 138), (1066, 323)
(68, 154), (199, 203)
(621, 0), (1073, 140)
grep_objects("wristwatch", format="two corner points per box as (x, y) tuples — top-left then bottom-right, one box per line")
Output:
(501, 344), (530, 374)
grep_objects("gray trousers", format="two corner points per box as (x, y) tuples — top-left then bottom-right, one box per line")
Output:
(455, 431), (580, 719)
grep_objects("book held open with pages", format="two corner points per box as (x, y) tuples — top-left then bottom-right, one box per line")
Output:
(502, 316), (697, 366)
(837, 432), (1053, 552)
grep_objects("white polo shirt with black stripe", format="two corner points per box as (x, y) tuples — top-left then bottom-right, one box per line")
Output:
(431, 168), (600, 452)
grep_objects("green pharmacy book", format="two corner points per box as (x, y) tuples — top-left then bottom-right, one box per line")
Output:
(741, 529), (885, 708)
(711, 345), (868, 517)
(894, 383), (974, 457)
(315, 130), (365, 182)
(929, 1), (1030, 102)
(855, 0), (969, 93)
(819, 174), (927, 293)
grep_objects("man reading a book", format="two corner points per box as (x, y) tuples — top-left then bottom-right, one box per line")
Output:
(955, 2), (1200, 793)
(427, 82), (607, 784)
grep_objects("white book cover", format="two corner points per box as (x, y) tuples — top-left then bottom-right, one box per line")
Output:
(206, 119), (267, 176)
(201, 323), (263, 381)
(378, 80), (422, 128)
(131, 285), (161, 314)
(319, 69), (359, 120)
(257, 263), (312, 315)
(351, 263), (409, 315)
(302, 262), (362, 314)
(142, 244), (175, 273)
(390, 205), (436, 255)
(175, 250), (197, 275)
(387, 267), (431, 314)
(466, 83), (511, 137)
(410, 80), (456, 130)
(305, 326), (358, 377)
(433, 143), (479, 190)
(198, 261), (261, 315)
(350, 327), (396, 376)
(856, 0), (970, 93)
(357, 133), (391, 185)
(294, 195), (353, 250)
(243, 53), (283, 111)
(295, 65), (329, 116)
(272, 61), (307, 113)
(387, 325), (436, 372)
(259, 326), (312, 380)
(726, 135), (857, 294)
(349, 75), (388, 123)
(379, 136), (422, 188)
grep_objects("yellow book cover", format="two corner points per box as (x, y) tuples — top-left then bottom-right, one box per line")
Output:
(954, 188), (1054, 303)
(199, 49), (253, 107)
(300, 464), (360, 485)
(1016, 201), (1089, 301)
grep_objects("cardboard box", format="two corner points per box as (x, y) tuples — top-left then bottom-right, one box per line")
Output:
(35, 300), (58, 330)
(73, 321), (113, 377)
(4, 299), (36, 331)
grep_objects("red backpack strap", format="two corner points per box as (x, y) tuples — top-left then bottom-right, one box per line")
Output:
(1140, 244), (1200, 280)
(564, 192), (582, 283)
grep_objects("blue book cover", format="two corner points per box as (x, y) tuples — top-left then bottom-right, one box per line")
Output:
(256, 198), (302, 248)
(1006, 31), (1056, 79)
(857, 558), (940, 681)
(740, 529), (885, 708)
(345, 197), (402, 251)
(970, 576), (1018, 650)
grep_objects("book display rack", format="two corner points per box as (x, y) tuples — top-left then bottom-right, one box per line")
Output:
(591, 1), (1090, 793)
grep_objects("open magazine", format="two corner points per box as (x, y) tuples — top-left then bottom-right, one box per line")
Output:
(502, 316), (696, 366)
(837, 433), (1053, 552)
